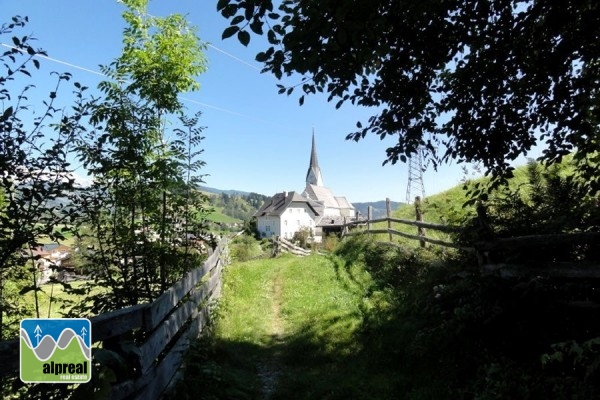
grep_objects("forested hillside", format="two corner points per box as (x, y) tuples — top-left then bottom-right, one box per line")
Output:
(204, 191), (268, 222)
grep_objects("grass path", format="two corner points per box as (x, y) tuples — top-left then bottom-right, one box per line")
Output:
(176, 253), (403, 400)
(256, 265), (284, 399)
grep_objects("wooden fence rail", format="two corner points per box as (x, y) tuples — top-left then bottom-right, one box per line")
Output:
(274, 236), (311, 256)
(341, 197), (470, 251)
(0, 235), (232, 400)
(340, 197), (600, 280)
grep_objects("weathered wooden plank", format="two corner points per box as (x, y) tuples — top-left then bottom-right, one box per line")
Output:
(482, 262), (600, 279)
(278, 237), (310, 255)
(133, 309), (208, 400)
(345, 216), (462, 233)
(109, 303), (211, 400)
(0, 303), (148, 377)
(91, 303), (148, 342)
(346, 229), (472, 250)
(138, 282), (211, 373)
(144, 247), (220, 331)
(478, 231), (600, 251)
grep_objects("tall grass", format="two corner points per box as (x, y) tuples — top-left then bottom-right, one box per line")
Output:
(175, 253), (405, 399)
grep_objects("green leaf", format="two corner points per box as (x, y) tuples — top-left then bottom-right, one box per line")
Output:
(231, 15), (245, 25)
(222, 25), (239, 39)
(250, 19), (263, 35)
(19, 285), (41, 295)
(256, 51), (269, 62)
(238, 30), (250, 46)
(1, 106), (13, 122)
(216, 0), (229, 11)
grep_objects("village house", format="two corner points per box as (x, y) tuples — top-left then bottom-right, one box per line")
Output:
(30, 243), (72, 284)
(255, 133), (358, 242)
(255, 191), (323, 240)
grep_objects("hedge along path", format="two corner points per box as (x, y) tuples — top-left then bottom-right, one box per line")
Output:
(197, 253), (386, 400)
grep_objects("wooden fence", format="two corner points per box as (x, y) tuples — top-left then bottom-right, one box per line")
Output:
(0, 236), (231, 399)
(341, 197), (472, 251)
(343, 197), (600, 280)
(475, 231), (600, 279)
(273, 236), (311, 256)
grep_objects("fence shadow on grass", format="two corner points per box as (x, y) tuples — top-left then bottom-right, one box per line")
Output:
(173, 309), (404, 400)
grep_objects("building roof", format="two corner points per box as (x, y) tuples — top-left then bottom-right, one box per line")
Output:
(254, 191), (323, 217)
(303, 184), (355, 211)
(334, 196), (354, 210)
(305, 132), (324, 187)
(317, 216), (346, 227)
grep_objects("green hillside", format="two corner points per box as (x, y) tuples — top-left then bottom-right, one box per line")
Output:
(201, 190), (269, 233)
(368, 155), (596, 248)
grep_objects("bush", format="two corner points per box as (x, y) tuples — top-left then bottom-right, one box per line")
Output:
(230, 234), (261, 262)
(334, 234), (600, 398)
(322, 233), (340, 252)
(292, 227), (313, 249)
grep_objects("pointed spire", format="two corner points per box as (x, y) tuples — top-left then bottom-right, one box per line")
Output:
(306, 129), (324, 187)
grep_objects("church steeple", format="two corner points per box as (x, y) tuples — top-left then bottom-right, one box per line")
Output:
(306, 130), (324, 187)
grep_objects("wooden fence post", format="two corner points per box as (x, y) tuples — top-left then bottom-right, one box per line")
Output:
(343, 216), (348, 236)
(367, 206), (373, 231)
(415, 196), (426, 248)
(386, 197), (392, 242)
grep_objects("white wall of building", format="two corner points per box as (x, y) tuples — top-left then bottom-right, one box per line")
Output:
(257, 215), (280, 238)
(256, 202), (318, 240)
(279, 202), (317, 240)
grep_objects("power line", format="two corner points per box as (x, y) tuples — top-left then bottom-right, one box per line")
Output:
(0, 42), (272, 124)
(1, 43), (106, 77)
(207, 44), (262, 71)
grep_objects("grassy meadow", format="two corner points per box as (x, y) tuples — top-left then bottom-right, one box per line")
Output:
(176, 253), (403, 400)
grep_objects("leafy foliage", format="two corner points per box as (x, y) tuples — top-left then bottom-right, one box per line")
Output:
(334, 235), (600, 398)
(291, 226), (312, 249)
(0, 16), (85, 338)
(70, 1), (211, 312)
(219, 0), (600, 196)
(230, 234), (262, 262)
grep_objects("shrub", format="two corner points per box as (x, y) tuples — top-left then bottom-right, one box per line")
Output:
(292, 226), (313, 249)
(231, 234), (261, 262)
(322, 233), (340, 252)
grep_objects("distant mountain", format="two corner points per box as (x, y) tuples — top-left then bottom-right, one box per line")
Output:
(199, 186), (257, 197)
(200, 186), (403, 220)
(353, 200), (405, 219)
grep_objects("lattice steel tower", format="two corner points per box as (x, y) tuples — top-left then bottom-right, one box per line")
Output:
(405, 147), (426, 204)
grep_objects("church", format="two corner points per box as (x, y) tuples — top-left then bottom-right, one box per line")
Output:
(254, 133), (356, 242)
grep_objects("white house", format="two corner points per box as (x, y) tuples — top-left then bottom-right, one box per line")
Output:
(255, 191), (323, 240)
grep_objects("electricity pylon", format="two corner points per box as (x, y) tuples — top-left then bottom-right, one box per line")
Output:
(405, 147), (426, 204)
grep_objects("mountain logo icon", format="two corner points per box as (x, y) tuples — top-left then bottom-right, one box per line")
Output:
(20, 318), (92, 383)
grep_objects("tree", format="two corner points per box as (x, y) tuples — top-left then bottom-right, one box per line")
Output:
(0, 17), (85, 339)
(73, 0), (210, 312)
(219, 0), (600, 197)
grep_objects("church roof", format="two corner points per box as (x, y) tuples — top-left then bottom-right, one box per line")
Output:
(334, 196), (354, 210)
(254, 191), (323, 217)
(305, 132), (324, 186)
(303, 184), (355, 211)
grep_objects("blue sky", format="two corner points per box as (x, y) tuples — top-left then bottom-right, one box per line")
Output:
(1, 1), (541, 202)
